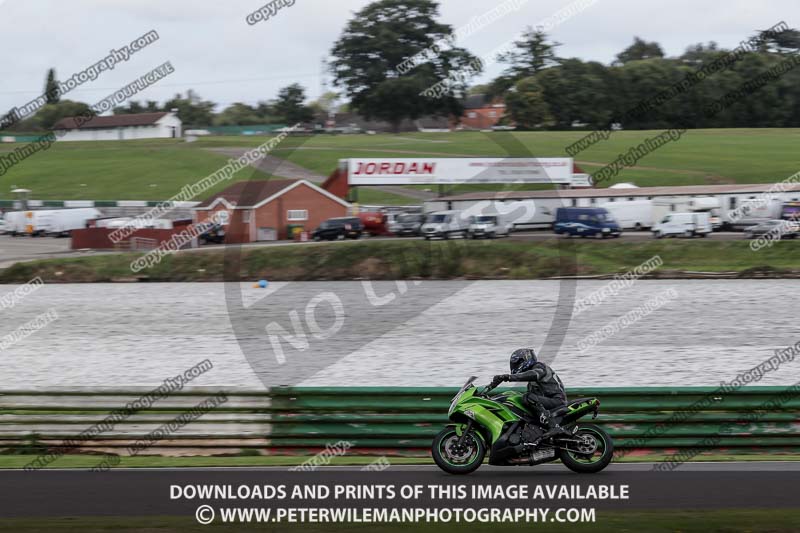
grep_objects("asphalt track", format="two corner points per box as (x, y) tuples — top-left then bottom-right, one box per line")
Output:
(0, 462), (797, 518)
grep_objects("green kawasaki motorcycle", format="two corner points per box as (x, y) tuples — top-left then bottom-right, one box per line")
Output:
(432, 377), (613, 475)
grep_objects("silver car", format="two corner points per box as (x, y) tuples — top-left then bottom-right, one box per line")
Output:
(744, 219), (799, 239)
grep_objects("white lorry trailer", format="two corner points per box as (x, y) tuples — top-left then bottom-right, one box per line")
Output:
(3, 208), (102, 236)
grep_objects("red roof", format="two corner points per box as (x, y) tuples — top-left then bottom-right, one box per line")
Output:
(195, 180), (302, 208)
(53, 112), (169, 130)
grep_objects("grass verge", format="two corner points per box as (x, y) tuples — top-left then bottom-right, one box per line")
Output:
(1, 239), (800, 283)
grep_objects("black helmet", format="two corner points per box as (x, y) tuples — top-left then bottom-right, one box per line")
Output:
(510, 348), (537, 374)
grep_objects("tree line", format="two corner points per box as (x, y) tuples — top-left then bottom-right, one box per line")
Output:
(3, 0), (799, 133)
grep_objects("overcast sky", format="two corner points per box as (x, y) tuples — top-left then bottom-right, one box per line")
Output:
(0, 0), (794, 113)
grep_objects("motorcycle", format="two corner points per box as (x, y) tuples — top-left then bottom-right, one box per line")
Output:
(431, 377), (614, 475)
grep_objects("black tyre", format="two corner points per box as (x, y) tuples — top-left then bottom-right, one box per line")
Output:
(558, 424), (614, 474)
(431, 427), (485, 475)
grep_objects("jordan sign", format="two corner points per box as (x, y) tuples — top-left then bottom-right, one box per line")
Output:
(346, 158), (574, 185)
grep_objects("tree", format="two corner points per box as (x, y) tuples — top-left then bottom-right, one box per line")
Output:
(467, 84), (490, 96)
(680, 42), (720, 66)
(44, 68), (60, 104)
(37, 100), (92, 129)
(490, 28), (560, 97)
(615, 37), (665, 64)
(214, 103), (263, 126)
(331, 0), (480, 131)
(504, 77), (552, 129)
(537, 59), (617, 129)
(273, 84), (314, 124)
(113, 101), (146, 115)
(763, 27), (800, 54)
(309, 91), (340, 114)
(162, 90), (216, 126)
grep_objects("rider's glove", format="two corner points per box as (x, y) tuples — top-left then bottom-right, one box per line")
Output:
(489, 374), (509, 389)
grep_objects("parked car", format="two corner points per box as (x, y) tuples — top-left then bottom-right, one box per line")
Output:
(199, 223), (226, 244)
(467, 214), (511, 239)
(652, 212), (712, 238)
(420, 210), (468, 240)
(390, 213), (424, 237)
(744, 219), (799, 239)
(553, 207), (622, 238)
(312, 217), (363, 241)
(0, 218), (6, 234)
(358, 211), (389, 236)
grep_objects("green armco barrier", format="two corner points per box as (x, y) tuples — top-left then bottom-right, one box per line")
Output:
(0, 387), (798, 453)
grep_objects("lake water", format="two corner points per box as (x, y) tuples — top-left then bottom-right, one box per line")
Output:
(1, 280), (798, 389)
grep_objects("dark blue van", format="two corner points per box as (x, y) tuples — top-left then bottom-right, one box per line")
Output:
(553, 207), (622, 238)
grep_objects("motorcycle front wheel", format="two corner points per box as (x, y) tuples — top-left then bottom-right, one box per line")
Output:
(558, 424), (614, 474)
(431, 427), (486, 475)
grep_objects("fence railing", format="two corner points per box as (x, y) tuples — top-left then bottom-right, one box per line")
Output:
(1, 387), (798, 455)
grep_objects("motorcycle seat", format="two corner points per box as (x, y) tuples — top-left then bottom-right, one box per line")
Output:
(551, 398), (594, 417)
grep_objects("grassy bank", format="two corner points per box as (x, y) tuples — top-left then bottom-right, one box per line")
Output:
(1, 240), (799, 283)
(2, 129), (800, 201)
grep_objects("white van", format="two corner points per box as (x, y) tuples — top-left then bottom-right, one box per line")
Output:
(45, 208), (102, 236)
(421, 210), (468, 240)
(652, 212), (712, 238)
(599, 200), (653, 230)
(467, 213), (512, 239)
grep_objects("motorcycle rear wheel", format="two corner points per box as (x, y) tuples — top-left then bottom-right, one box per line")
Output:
(558, 424), (614, 473)
(431, 427), (485, 475)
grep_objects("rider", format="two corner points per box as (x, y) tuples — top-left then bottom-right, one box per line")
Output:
(488, 348), (568, 438)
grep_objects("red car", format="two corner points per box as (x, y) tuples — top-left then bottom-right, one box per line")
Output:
(357, 212), (389, 236)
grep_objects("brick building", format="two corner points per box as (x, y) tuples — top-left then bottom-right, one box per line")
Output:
(459, 95), (506, 130)
(193, 179), (350, 242)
